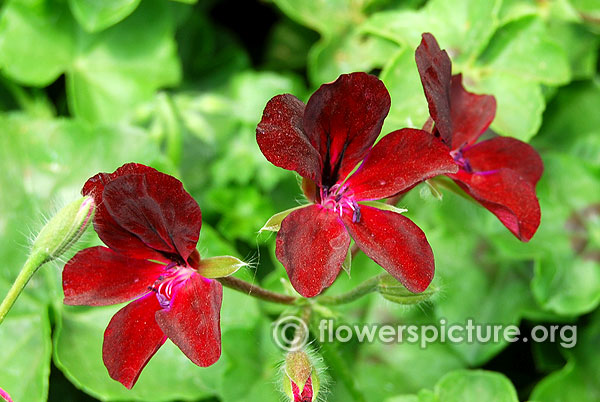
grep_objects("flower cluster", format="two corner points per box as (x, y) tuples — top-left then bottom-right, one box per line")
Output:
(60, 32), (542, 389)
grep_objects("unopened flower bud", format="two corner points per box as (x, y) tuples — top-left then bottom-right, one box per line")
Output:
(283, 350), (320, 402)
(377, 273), (437, 304)
(31, 196), (95, 263)
(0, 386), (13, 402)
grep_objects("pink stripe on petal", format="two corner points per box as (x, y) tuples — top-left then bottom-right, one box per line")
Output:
(463, 136), (543, 186)
(276, 205), (350, 297)
(103, 294), (166, 389)
(155, 274), (222, 367)
(343, 205), (434, 293)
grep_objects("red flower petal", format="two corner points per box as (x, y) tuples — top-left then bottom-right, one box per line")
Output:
(103, 294), (166, 389)
(102, 171), (202, 261)
(303, 72), (391, 186)
(155, 274), (222, 367)
(463, 136), (543, 186)
(83, 164), (178, 262)
(346, 128), (458, 200)
(82, 163), (158, 200)
(343, 205), (434, 293)
(63, 246), (165, 306)
(415, 33), (453, 144)
(256, 94), (323, 182)
(448, 74), (496, 149)
(450, 169), (541, 241)
(276, 205), (350, 297)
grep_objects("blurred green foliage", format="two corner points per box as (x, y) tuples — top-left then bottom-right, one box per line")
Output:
(0, 0), (598, 401)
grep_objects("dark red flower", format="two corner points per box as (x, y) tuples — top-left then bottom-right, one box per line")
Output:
(257, 72), (458, 297)
(62, 163), (222, 389)
(415, 33), (543, 242)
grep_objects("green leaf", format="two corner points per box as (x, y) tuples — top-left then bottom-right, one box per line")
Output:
(53, 305), (225, 400)
(308, 28), (399, 85)
(68, 0), (141, 32)
(0, 0), (181, 122)
(570, 0), (600, 19)
(433, 370), (518, 402)
(67, 0), (181, 122)
(476, 16), (571, 85)
(0, 0), (75, 86)
(363, 0), (502, 65)
(471, 72), (544, 141)
(271, 0), (366, 37)
(379, 48), (429, 132)
(0, 284), (51, 402)
(531, 310), (600, 401)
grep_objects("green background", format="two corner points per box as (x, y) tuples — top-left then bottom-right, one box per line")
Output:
(0, 0), (599, 400)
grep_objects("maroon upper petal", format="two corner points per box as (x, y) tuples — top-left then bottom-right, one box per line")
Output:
(101, 171), (202, 261)
(343, 206), (434, 293)
(276, 205), (350, 297)
(303, 72), (391, 186)
(450, 169), (541, 241)
(346, 128), (458, 200)
(463, 136), (543, 186)
(256, 94), (323, 182)
(415, 33), (453, 144)
(448, 75), (496, 150)
(102, 294), (166, 389)
(155, 274), (222, 367)
(63, 246), (164, 306)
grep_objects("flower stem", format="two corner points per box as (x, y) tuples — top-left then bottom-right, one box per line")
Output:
(217, 276), (298, 305)
(317, 273), (385, 305)
(0, 253), (47, 324)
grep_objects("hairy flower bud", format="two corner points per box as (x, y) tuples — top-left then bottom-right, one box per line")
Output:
(377, 273), (438, 304)
(283, 350), (320, 402)
(31, 196), (95, 263)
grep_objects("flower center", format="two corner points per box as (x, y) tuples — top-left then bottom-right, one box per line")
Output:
(149, 263), (194, 308)
(320, 183), (361, 222)
(450, 148), (473, 173)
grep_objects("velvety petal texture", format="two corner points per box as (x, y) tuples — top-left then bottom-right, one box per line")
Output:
(63, 246), (164, 306)
(155, 275), (223, 367)
(103, 294), (166, 389)
(343, 206), (435, 293)
(256, 94), (323, 182)
(448, 75), (496, 149)
(450, 169), (541, 241)
(102, 172), (202, 261)
(276, 205), (350, 297)
(463, 136), (543, 185)
(416, 33), (543, 242)
(415, 33), (453, 144)
(303, 72), (391, 185)
(346, 128), (458, 200)
(64, 163), (224, 389)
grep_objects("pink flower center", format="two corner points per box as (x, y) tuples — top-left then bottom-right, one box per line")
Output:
(450, 148), (473, 173)
(291, 376), (314, 402)
(149, 263), (194, 308)
(319, 183), (361, 222)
